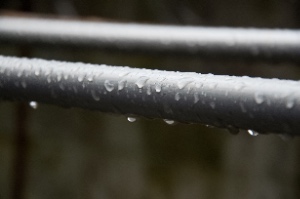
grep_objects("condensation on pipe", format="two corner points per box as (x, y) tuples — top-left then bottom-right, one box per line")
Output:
(0, 15), (300, 62)
(0, 55), (299, 136)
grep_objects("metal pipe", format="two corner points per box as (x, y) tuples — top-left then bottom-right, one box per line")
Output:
(0, 55), (299, 135)
(1, 15), (300, 62)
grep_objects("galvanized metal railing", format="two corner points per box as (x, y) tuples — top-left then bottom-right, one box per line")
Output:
(0, 15), (300, 62)
(0, 55), (299, 136)
(0, 14), (300, 136)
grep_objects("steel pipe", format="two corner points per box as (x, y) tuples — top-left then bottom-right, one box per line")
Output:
(0, 55), (299, 135)
(1, 15), (300, 62)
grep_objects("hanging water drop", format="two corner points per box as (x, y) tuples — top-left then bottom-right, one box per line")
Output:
(127, 117), (136, 122)
(104, 80), (115, 92)
(155, 84), (161, 93)
(286, 98), (294, 109)
(163, 119), (175, 125)
(247, 129), (259, 136)
(29, 101), (38, 109)
(254, 92), (264, 104)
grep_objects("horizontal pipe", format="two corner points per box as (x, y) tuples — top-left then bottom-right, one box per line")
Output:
(0, 55), (299, 136)
(1, 15), (300, 62)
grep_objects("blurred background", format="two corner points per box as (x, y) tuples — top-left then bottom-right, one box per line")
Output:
(0, 0), (300, 199)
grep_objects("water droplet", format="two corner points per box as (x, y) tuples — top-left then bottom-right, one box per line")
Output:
(155, 84), (161, 93)
(34, 69), (40, 76)
(234, 83), (245, 91)
(29, 101), (38, 109)
(21, 81), (27, 88)
(135, 76), (149, 89)
(44, 69), (51, 76)
(57, 73), (62, 82)
(5, 69), (10, 76)
(286, 98), (294, 109)
(163, 119), (175, 125)
(175, 93), (180, 101)
(147, 85), (151, 95)
(17, 70), (23, 77)
(87, 76), (93, 82)
(254, 92), (264, 104)
(63, 73), (69, 80)
(78, 75), (84, 82)
(118, 80), (126, 91)
(209, 101), (216, 109)
(119, 72), (130, 77)
(91, 90), (100, 101)
(104, 80), (114, 92)
(0, 67), (4, 74)
(247, 129), (259, 136)
(47, 76), (51, 83)
(127, 117), (136, 122)
(208, 82), (217, 89)
(177, 77), (193, 89)
(194, 93), (199, 104)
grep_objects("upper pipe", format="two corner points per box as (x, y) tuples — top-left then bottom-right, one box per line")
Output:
(0, 15), (300, 62)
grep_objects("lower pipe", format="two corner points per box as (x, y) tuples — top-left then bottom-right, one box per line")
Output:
(0, 55), (299, 135)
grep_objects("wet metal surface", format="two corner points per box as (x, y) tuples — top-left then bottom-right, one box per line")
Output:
(0, 16), (300, 62)
(0, 55), (299, 135)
